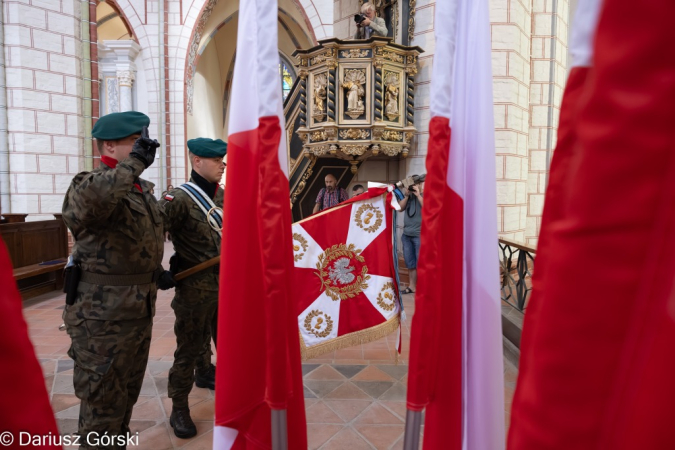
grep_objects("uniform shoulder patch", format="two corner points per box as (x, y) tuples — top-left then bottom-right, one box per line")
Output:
(164, 194), (174, 201)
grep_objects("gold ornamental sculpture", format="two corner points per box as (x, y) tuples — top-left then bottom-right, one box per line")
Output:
(291, 37), (423, 174)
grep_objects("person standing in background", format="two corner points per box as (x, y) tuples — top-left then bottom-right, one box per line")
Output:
(313, 174), (349, 214)
(399, 182), (423, 294)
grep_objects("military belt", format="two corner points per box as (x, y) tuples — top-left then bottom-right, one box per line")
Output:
(80, 270), (158, 286)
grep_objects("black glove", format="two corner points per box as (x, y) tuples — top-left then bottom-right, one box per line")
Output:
(169, 253), (180, 274)
(130, 126), (160, 168)
(157, 270), (176, 290)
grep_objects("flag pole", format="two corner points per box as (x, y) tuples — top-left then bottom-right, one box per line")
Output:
(403, 409), (422, 450)
(271, 409), (288, 450)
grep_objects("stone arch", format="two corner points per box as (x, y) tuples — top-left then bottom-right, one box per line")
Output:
(182, 0), (319, 116)
(293, 0), (333, 40)
(101, 0), (159, 111)
(181, 0), (321, 173)
(219, 49), (298, 130)
(102, 0), (165, 184)
(97, 0), (139, 44)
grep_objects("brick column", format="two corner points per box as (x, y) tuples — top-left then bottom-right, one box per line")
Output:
(491, 0), (531, 243)
(4, 0), (85, 218)
(0, 4), (10, 213)
(526, 0), (569, 245)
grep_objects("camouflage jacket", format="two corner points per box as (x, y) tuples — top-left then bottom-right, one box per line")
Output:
(160, 178), (223, 291)
(62, 157), (165, 320)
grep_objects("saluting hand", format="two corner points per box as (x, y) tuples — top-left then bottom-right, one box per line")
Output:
(131, 126), (161, 168)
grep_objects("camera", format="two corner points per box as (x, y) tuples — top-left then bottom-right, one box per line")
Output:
(396, 174), (426, 192)
(354, 13), (366, 24)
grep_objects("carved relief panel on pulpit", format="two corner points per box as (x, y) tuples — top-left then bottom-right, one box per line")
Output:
(340, 67), (369, 122)
(383, 71), (400, 122)
(311, 73), (327, 123)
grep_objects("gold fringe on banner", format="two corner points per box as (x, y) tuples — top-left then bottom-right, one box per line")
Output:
(300, 314), (400, 361)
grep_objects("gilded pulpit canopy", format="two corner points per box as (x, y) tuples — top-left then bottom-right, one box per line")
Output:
(287, 36), (422, 214)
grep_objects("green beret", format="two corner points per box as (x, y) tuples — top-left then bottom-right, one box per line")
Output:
(92, 111), (150, 140)
(187, 138), (228, 158)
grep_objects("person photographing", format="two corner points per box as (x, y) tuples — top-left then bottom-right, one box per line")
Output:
(353, 2), (388, 39)
(399, 182), (423, 294)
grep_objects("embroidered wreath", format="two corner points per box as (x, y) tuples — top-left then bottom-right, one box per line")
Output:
(354, 204), (384, 233)
(293, 233), (309, 262)
(315, 243), (370, 301)
(376, 281), (397, 311)
(304, 310), (334, 338)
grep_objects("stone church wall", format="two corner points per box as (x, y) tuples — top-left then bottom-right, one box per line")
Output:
(335, 0), (569, 245)
(0, 0), (569, 245)
(2, 0), (85, 219)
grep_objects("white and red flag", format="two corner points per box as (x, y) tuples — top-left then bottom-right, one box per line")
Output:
(291, 187), (401, 359)
(508, 1), (602, 446)
(405, 0), (505, 448)
(214, 0), (306, 447)
(508, 0), (675, 447)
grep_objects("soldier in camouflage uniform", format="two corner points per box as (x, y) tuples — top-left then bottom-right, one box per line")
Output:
(159, 138), (226, 438)
(62, 111), (164, 449)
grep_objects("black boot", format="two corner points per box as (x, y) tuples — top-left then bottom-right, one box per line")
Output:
(170, 406), (197, 439)
(195, 364), (216, 390)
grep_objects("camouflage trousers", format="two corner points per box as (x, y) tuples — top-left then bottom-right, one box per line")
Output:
(168, 285), (217, 407)
(65, 314), (152, 450)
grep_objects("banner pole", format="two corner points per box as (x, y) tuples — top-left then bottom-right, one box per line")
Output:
(403, 409), (422, 450)
(271, 409), (288, 450)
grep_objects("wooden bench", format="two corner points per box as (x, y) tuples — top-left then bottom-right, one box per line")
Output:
(0, 215), (69, 300)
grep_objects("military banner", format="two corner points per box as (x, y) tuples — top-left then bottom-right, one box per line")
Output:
(292, 186), (401, 360)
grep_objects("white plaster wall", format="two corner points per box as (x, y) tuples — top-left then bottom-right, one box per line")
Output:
(134, 50), (149, 116)
(188, 42), (224, 139)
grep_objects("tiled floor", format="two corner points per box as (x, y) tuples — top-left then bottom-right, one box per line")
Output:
(24, 243), (517, 449)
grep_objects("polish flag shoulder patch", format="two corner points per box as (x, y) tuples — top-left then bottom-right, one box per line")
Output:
(164, 194), (174, 201)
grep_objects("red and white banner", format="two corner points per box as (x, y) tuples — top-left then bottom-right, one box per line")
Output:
(406, 0), (505, 448)
(508, 0), (675, 448)
(0, 237), (61, 448)
(214, 0), (306, 447)
(291, 187), (400, 359)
